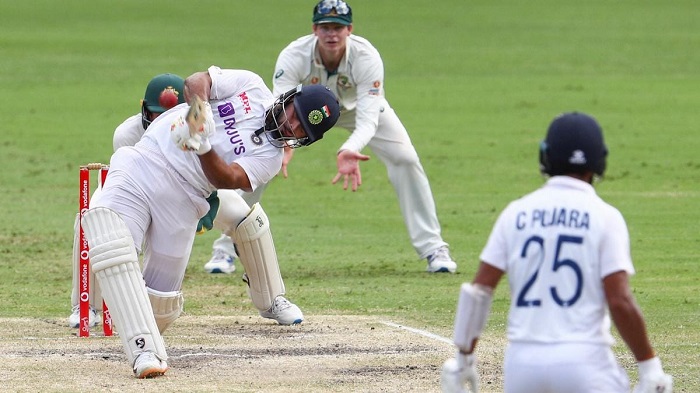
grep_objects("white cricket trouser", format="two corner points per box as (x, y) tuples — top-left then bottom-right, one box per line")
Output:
(210, 182), (268, 257)
(336, 98), (446, 258)
(504, 342), (630, 393)
(91, 142), (209, 293)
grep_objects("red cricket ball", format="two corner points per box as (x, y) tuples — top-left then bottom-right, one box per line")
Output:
(159, 88), (180, 110)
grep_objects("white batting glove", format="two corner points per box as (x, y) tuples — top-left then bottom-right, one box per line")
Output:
(186, 96), (216, 138)
(633, 357), (673, 393)
(441, 353), (478, 393)
(170, 115), (212, 155)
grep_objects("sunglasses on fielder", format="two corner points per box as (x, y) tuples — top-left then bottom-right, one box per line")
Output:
(316, 0), (350, 15)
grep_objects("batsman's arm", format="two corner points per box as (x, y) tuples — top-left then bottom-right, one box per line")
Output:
(197, 151), (252, 192)
(603, 271), (656, 361)
(184, 71), (212, 104)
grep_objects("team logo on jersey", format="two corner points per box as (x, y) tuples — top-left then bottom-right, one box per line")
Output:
(274, 69), (284, 79)
(337, 75), (351, 89)
(251, 133), (263, 145)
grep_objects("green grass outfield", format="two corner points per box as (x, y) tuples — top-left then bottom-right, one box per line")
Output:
(1, 0), (698, 389)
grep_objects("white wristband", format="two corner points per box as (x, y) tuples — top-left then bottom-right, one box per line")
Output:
(637, 356), (662, 375)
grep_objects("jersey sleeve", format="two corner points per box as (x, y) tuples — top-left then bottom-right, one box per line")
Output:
(479, 205), (512, 271)
(112, 114), (145, 151)
(233, 148), (283, 192)
(272, 43), (308, 97)
(599, 206), (635, 278)
(339, 49), (384, 153)
(208, 66), (267, 101)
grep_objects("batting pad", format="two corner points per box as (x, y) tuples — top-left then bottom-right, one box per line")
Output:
(232, 203), (285, 311)
(453, 283), (493, 352)
(147, 287), (184, 334)
(81, 207), (167, 365)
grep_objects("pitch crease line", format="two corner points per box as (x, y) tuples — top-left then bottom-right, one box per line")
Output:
(381, 321), (453, 346)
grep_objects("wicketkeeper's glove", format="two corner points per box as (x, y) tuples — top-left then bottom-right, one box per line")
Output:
(633, 357), (673, 393)
(441, 353), (478, 393)
(196, 191), (220, 235)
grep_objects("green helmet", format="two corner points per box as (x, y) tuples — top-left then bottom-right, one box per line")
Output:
(141, 73), (185, 129)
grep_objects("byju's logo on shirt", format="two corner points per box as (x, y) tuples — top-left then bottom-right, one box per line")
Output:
(217, 102), (246, 155)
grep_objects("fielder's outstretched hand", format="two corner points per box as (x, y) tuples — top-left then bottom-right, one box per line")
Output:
(332, 149), (370, 192)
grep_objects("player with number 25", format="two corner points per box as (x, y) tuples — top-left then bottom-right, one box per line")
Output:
(441, 112), (673, 393)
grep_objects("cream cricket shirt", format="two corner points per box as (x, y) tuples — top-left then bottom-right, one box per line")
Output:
(113, 114), (145, 151)
(273, 34), (384, 153)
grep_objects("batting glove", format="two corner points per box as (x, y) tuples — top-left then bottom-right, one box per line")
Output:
(633, 357), (673, 393)
(441, 353), (478, 393)
(170, 115), (212, 155)
(196, 191), (220, 235)
(186, 96), (216, 138)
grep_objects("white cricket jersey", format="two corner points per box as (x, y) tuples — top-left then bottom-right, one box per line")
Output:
(273, 34), (384, 153)
(140, 66), (282, 196)
(113, 114), (145, 151)
(480, 176), (634, 345)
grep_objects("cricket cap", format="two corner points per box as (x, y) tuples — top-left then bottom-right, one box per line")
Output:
(313, 0), (352, 26)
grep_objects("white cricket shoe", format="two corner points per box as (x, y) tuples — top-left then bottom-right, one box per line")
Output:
(426, 246), (457, 273)
(68, 305), (99, 328)
(204, 249), (236, 274)
(133, 351), (168, 379)
(259, 296), (304, 325)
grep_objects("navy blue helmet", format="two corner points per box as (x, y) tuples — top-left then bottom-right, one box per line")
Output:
(539, 112), (608, 176)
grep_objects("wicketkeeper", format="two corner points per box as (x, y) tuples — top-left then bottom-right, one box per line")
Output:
(68, 73), (185, 329)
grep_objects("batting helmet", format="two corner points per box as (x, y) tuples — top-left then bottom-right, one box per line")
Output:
(141, 73), (185, 129)
(261, 84), (340, 148)
(539, 112), (608, 176)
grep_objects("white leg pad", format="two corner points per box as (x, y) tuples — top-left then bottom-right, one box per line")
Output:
(81, 207), (167, 365)
(212, 189), (254, 234)
(453, 283), (493, 352)
(147, 287), (184, 334)
(231, 203), (285, 311)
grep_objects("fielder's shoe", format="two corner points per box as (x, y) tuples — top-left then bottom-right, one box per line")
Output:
(426, 246), (457, 273)
(133, 351), (168, 379)
(204, 249), (236, 274)
(259, 296), (304, 325)
(68, 305), (99, 328)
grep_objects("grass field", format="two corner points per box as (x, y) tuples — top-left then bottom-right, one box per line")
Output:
(0, 0), (698, 391)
